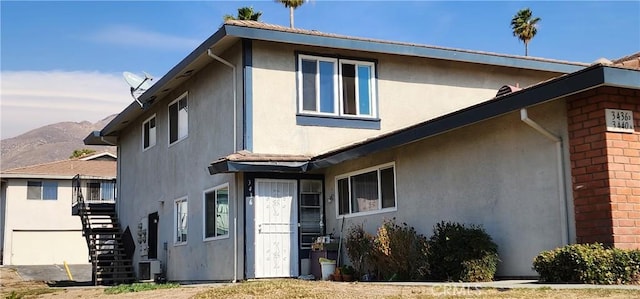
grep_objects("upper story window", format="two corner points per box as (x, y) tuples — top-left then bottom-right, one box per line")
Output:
(142, 114), (156, 150)
(298, 54), (376, 118)
(203, 184), (230, 241)
(336, 163), (396, 217)
(168, 92), (188, 145)
(27, 181), (58, 200)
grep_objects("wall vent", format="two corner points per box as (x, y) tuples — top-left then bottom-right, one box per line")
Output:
(496, 84), (522, 97)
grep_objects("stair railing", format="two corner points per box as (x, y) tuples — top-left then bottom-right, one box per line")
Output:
(73, 174), (99, 285)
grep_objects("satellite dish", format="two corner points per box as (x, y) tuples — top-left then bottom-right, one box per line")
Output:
(123, 71), (154, 108)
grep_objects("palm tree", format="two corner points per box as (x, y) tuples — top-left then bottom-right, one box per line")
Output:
(276, 0), (305, 28)
(224, 6), (262, 22)
(510, 8), (541, 56)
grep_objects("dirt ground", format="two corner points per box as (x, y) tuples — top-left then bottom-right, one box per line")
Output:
(3, 266), (640, 299)
(0, 266), (403, 299)
(0, 267), (211, 298)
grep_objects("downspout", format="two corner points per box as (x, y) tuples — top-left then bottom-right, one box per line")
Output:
(233, 175), (240, 283)
(207, 49), (238, 153)
(520, 109), (570, 245)
(207, 49), (239, 283)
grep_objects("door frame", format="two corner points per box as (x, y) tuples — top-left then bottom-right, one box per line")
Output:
(254, 178), (298, 278)
(243, 173), (325, 279)
(148, 212), (159, 259)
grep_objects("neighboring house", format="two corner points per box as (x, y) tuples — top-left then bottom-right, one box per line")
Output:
(613, 52), (640, 69)
(79, 152), (117, 162)
(0, 153), (116, 265)
(85, 20), (639, 281)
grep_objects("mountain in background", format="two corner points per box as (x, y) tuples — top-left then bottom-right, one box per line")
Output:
(0, 115), (116, 170)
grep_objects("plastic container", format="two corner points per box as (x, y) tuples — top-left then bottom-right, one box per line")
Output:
(319, 259), (336, 280)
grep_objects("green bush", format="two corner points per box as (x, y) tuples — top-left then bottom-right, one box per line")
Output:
(428, 221), (499, 282)
(344, 223), (375, 277)
(372, 218), (430, 281)
(611, 248), (640, 284)
(533, 243), (640, 284)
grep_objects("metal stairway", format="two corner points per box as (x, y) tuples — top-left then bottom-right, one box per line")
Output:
(73, 175), (135, 285)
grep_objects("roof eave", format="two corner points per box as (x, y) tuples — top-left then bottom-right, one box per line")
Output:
(208, 160), (310, 175)
(84, 130), (117, 146)
(0, 174), (115, 180)
(224, 24), (586, 74)
(97, 25), (233, 138)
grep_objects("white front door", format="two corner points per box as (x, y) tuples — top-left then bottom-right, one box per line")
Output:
(253, 179), (299, 278)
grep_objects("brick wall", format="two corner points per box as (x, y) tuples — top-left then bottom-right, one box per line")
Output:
(567, 86), (640, 249)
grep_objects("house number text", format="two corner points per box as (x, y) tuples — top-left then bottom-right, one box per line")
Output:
(605, 109), (635, 133)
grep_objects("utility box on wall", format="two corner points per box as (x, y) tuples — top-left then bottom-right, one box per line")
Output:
(138, 260), (161, 281)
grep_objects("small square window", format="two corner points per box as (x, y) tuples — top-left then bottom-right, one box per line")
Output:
(86, 181), (115, 201)
(27, 181), (58, 200)
(86, 182), (101, 201)
(27, 181), (42, 200)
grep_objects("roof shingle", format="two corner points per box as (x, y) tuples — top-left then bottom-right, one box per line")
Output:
(1, 159), (116, 179)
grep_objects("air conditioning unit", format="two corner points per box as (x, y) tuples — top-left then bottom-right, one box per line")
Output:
(138, 260), (161, 281)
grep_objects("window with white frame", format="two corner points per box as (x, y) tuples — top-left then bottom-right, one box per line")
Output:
(142, 114), (156, 150)
(168, 92), (188, 145)
(101, 181), (116, 201)
(336, 163), (396, 216)
(27, 181), (58, 200)
(298, 54), (376, 118)
(174, 198), (188, 244)
(203, 184), (229, 240)
(86, 181), (116, 201)
(86, 182), (101, 201)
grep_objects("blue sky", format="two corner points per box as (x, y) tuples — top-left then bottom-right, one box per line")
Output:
(1, 1), (639, 139)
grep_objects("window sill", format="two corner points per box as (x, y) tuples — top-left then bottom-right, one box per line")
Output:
(168, 135), (188, 148)
(142, 144), (156, 152)
(203, 235), (230, 242)
(337, 207), (397, 219)
(173, 242), (188, 247)
(296, 114), (380, 130)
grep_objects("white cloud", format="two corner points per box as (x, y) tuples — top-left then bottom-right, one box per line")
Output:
(90, 25), (200, 51)
(0, 70), (133, 139)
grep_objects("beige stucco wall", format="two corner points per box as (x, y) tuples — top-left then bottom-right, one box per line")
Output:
(116, 43), (244, 281)
(1, 181), (6, 264)
(250, 40), (562, 156)
(1, 178), (89, 265)
(112, 37), (578, 280)
(321, 99), (575, 277)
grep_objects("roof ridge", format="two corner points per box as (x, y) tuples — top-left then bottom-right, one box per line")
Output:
(2, 158), (113, 173)
(2, 159), (74, 172)
(612, 51), (640, 64)
(224, 20), (589, 67)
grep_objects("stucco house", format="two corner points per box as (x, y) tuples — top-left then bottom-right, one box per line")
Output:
(0, 153), (116, 265)
(85, 20), (639, 281)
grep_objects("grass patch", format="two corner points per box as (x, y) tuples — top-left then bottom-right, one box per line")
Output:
(3, 288), (57, 299)
(195, 280), (320, 299)
(104, 282), (180, 294)
(194, 279), (640, 299)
